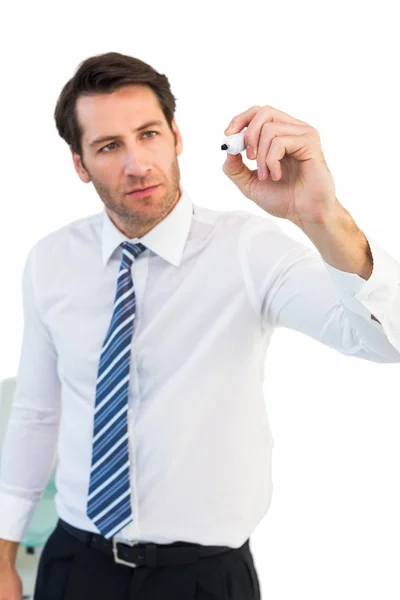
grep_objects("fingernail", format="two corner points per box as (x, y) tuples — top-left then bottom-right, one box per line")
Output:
(246, 145), (254, 158)
(258, 168), (265, 180)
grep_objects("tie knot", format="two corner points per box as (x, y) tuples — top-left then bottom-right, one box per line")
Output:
(120, 241), (147, 268)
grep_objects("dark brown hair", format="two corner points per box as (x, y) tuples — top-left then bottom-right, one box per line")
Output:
(54, 52), (178, 161)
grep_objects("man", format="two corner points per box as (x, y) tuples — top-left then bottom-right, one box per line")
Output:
(0, 52), (399, 600)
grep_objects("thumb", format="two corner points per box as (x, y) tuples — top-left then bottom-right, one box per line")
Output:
(222, 152), (253, 191)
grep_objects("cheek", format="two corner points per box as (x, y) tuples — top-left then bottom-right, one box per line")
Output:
(96, 165), (119, 187)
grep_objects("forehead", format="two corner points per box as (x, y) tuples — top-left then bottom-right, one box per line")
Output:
(76, 85), (164, 142)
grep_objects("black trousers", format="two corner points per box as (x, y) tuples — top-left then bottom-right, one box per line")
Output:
(33, 520), (261, 599)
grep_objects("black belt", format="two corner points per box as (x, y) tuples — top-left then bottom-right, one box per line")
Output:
(58, 518), (238, 569)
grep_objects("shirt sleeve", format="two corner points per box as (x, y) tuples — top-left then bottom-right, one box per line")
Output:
(0, 244), (61, 542)
(241, 216), (400, 363)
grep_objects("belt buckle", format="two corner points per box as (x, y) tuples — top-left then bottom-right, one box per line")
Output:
(112, 538), (140, 568)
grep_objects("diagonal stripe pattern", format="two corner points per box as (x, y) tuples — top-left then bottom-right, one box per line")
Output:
(86, 241), (147, 539)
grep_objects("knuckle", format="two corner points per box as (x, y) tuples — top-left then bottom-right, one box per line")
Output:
(270, 135), (280, 147)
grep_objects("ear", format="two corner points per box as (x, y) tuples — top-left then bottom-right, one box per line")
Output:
(71, 148), (91, 183)
(171, 118), (183, 157)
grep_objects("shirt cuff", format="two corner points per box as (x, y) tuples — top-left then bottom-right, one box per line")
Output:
(0, 491), (37, 542)
(323, 232), (400, 353)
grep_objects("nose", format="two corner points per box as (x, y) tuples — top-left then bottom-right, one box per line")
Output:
(123, 146), (151, 177)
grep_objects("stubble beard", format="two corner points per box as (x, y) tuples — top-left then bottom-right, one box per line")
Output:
(89, 158), (181, 229)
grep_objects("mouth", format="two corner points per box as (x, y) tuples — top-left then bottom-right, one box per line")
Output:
(126, 185), (160, 197)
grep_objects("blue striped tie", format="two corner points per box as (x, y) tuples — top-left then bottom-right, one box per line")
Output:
(86, 241), (147, 539)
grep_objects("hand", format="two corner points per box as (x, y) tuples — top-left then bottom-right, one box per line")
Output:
(0, 565), (22, 599)
(222, 105), (339, 228)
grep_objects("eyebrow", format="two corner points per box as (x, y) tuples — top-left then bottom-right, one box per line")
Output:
(89, 120), (164, 148)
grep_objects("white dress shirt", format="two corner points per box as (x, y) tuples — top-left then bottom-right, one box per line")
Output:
(0, 184), (399, 548)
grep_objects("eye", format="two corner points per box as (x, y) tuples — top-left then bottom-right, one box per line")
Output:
(100, 131), (159, 153)
(100, 142), (118, 153)
(143, 130), (159, 138)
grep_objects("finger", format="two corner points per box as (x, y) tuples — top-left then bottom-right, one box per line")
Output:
(222, 151), (257, 187)
(256, 122), (310, 178)
(224, 105), (260, 136)
(265, 133), (315, 180)
(224, 104), (309, 136)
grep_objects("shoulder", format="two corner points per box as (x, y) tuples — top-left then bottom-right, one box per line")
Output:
(26, 212), (103, 264)
(192, 203), (282, 236)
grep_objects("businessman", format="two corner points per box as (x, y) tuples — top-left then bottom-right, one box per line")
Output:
(0, 51), (399, 600)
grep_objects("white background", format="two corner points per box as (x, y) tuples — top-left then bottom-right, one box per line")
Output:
(1, 1), (399, 598)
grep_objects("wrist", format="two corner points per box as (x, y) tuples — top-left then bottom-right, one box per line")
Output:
(0, 540), (19, 569)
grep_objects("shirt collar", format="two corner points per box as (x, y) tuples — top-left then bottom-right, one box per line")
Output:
(101, 184), (193, 267)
